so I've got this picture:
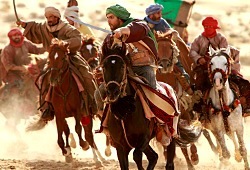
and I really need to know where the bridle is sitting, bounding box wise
[157,36,179,72]
[49,50,69,86]
[208,52,231,86]
[101,54,128,103]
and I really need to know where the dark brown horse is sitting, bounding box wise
[100,37,178,170]
[26,39,105,165]
[155,31,202,170]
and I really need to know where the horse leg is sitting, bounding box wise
[236,127,250,169]
[180,147,195,170]
[190,143,199,165]
[166,138,176,170]
[116,144,130,170]
[62,119,73,163]
[203,129,218,154]
[105,136,112,157]
[212,131,230,160]
[227,132,242,162]
[74,113,89,151]
[55,118,69,156]
[82,118,105,165]
[133,148,144,170]
[143,145,158,170]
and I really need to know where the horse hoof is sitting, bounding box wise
[65,153,73,163]
[191,153,199,165]
[105,148,111,157]
[234,152,242,162]
[69,133,77,148]
[81,140,89,151]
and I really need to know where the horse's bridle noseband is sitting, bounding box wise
[208,52,231,85]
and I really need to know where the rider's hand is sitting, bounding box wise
[16,20,27,28]
[112,29,123,39]
[197,57,207,65]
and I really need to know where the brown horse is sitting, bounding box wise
[155,31,202,170]
[80,35,101,71]
[26,39,105,165]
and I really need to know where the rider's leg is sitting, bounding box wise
[39,73,54,121]
[174,61,193,95]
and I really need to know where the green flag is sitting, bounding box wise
[154,0,195,37]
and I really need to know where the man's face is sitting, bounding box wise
[106,13,123,31]
[46,14,59,26]
[11,34,22,43]
[66,17,74,26]
[150,10,162,21]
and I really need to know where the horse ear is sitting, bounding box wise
[225,46,231,56]
[209,45,216,56]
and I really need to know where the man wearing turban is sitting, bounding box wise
[144,3,193,95]
[64,5,95,37]
[105,4,158,88]
[16,6,98,122]
[190,16,250,116]
[144,3,171,32]
[0,28,45,85]
[95,4,180,149]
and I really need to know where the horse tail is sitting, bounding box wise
[25,114,47,132]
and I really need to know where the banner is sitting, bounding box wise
[154,0,195,37]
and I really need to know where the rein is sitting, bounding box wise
[50,54,73,109]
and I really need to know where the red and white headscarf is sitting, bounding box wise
[7,28,24,47]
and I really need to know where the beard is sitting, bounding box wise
[108,19,122,31]
[48,20,59,26]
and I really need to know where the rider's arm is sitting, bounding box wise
[25,41,46,54]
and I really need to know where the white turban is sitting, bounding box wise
[64,6,79,19]
[45,6,61,18]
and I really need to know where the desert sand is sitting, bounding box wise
[0,0,250,169]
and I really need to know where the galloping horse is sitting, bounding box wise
[155,30,202,170]
[100,37,179,170]
[26,38,104,165]
[204,46,249,169]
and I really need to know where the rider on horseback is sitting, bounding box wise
[190,16,250,116]
[144,3,193,95]
[16,6,98,122]
[0,28,45,89]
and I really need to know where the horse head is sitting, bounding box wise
[80,35,100,70]
[156,30,180,74]
[101,35,127,102]
[48,38,70,86]
[208,46,231,90]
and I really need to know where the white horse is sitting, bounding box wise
[204,46,249,169]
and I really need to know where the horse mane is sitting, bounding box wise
[101,35,127,64]
[82,35,96,45]
[155,30,177,45]
[49,38,70,54]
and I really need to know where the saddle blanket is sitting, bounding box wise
[129,76,179,134]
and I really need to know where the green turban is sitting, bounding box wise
[106,4,131,20]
